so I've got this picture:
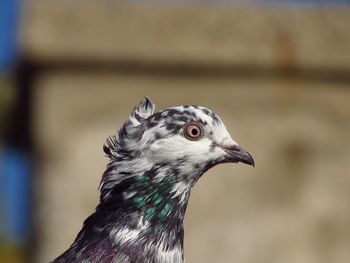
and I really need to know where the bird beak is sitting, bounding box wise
[219,139,255,167]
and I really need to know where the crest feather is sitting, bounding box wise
[103,97,155,159]
[129,97,155,126]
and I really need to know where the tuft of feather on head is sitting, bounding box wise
[103,97,155,160]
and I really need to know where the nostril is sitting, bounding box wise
[218,138,240,151]
[218,141,241,151]
[222,144,241,152]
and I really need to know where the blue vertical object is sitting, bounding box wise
[0,0,28,245]
[0,0,21,71]
[0,147,32,244]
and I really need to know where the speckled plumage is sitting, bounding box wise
[51,97,254,263]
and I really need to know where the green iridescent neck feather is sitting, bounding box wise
[97,163,194,230]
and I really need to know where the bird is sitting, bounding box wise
[51,97,254,263]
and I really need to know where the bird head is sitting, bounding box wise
[101,98,254,201]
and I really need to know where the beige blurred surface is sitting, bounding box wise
[23,2,350,263]
[23,1,350,69]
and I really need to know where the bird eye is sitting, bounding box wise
[184,123,203,140]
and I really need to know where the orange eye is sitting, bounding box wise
[184,124,203,140]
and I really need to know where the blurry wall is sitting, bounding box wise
[20,1,350,263]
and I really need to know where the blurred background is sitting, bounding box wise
[0,0,350,263]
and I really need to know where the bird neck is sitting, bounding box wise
[93,159,200,261]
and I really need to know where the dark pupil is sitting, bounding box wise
[191,127,198,136]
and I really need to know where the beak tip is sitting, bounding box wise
[247,152,255,167]
[242,152,255,167]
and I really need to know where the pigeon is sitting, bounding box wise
[51,97,254,263]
